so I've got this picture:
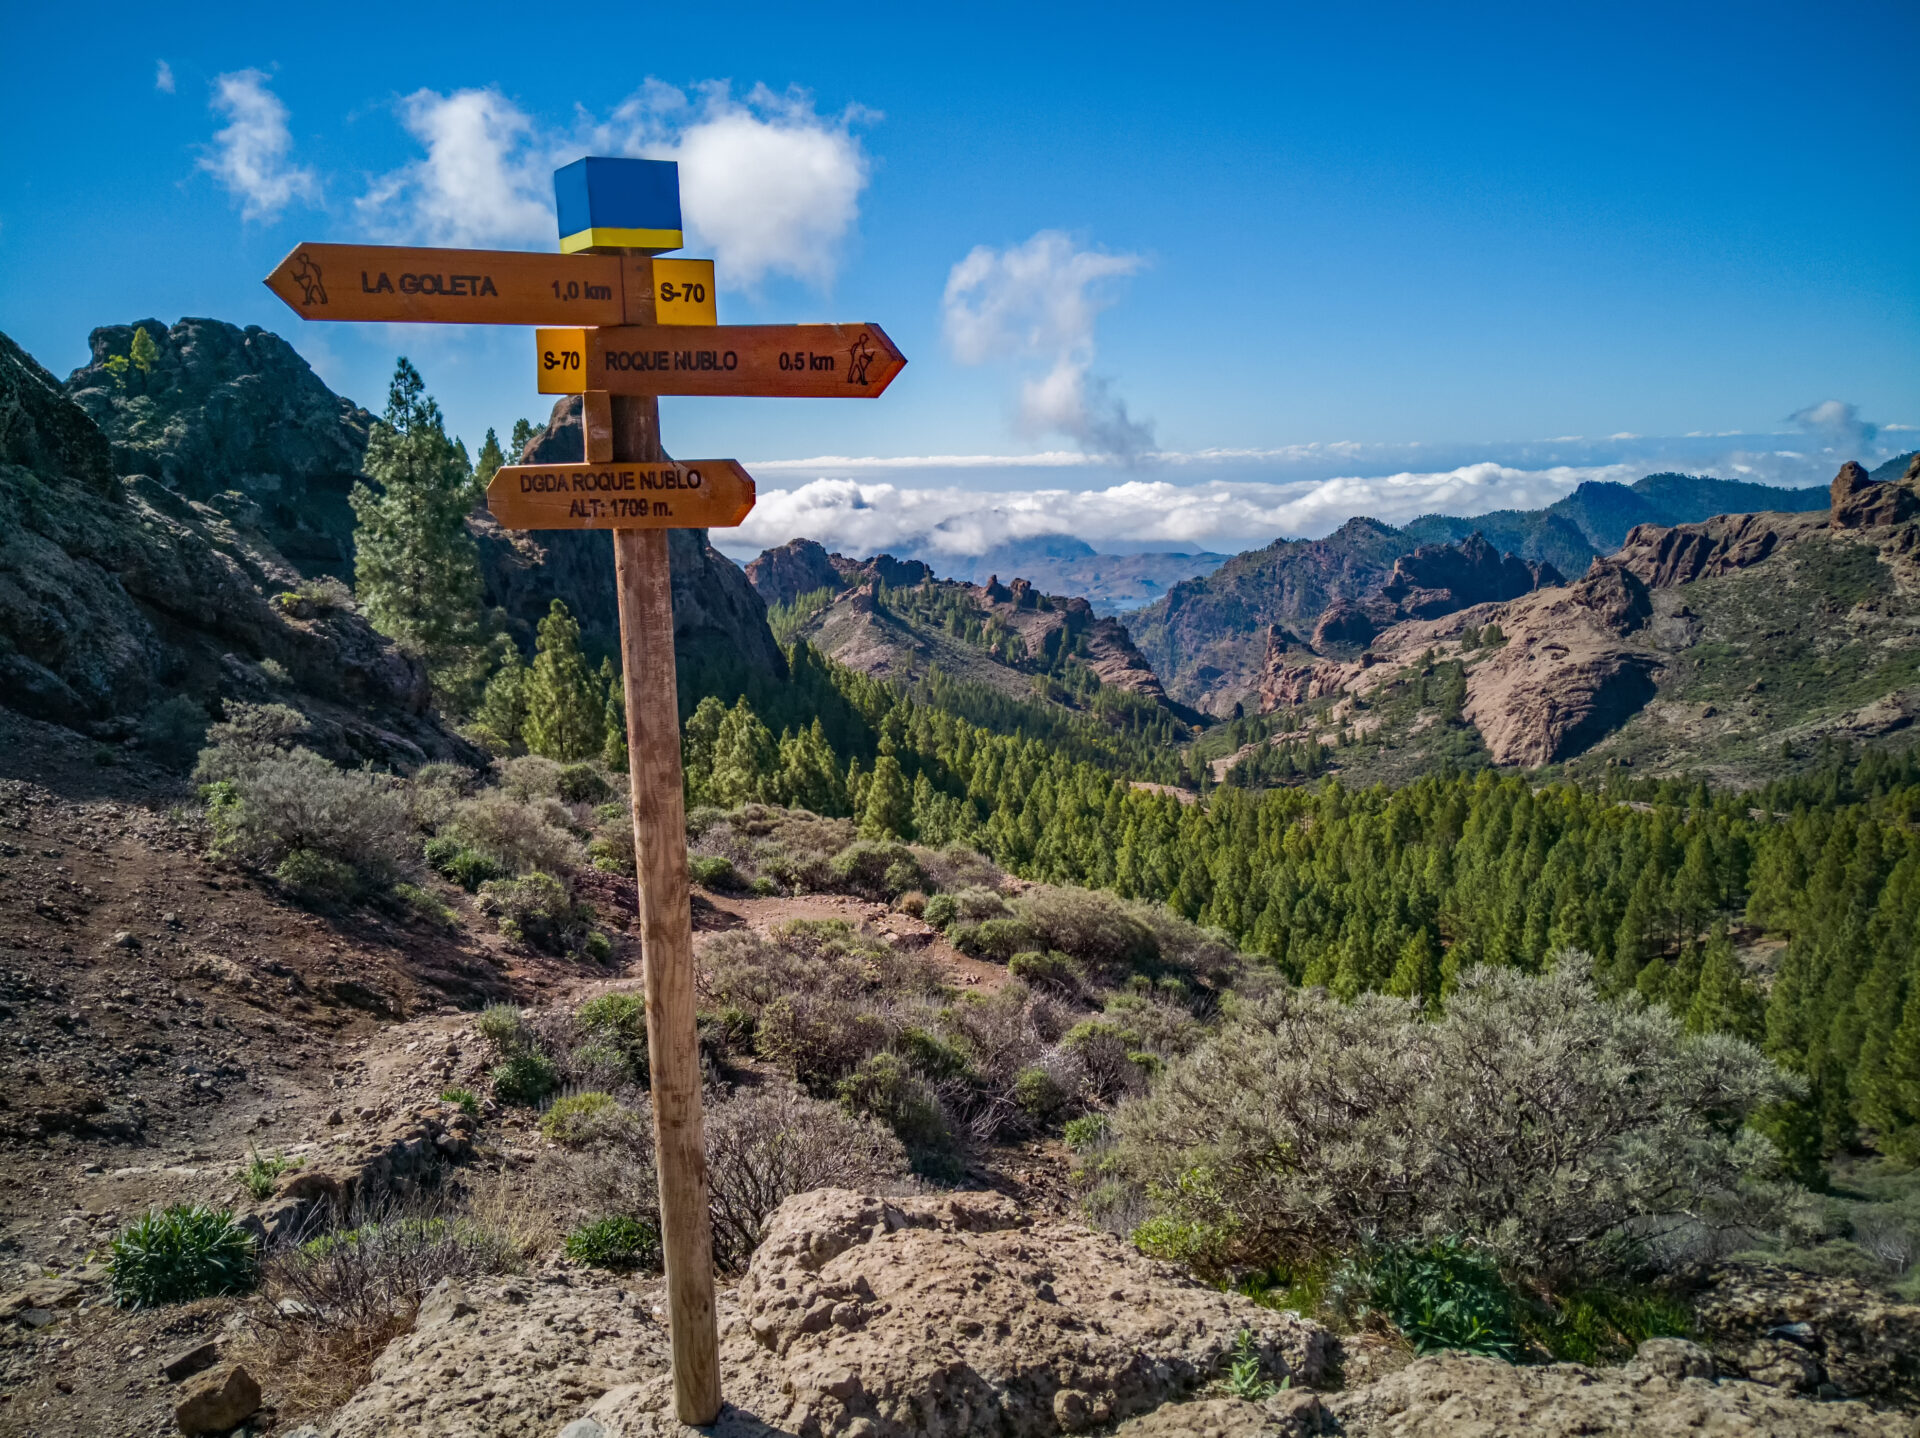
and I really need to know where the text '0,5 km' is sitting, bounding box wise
[484,459,755,531]
[535,323,907,398]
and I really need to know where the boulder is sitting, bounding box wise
[1324,1349,1908,1437]
[1831,459,1920,530]
[586,1188,1330,1437]
[173,1363,260,1435]
[1690,1263,1920,1410]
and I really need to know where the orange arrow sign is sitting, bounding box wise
[535,323,906,398]
[264,245,718,326]
[487,459,755,531]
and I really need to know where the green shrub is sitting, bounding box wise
[689,854,742,889]
[1008,949,1079,993]
[1524,1285,1693,1364]
[1013,1065,1068,1122]
[564,1216,660,1270]
[557,763,613,804]
[478,871,583,952]
[110,1204,257,1308]
[443,792,582,876]
[237,1148,298,1202]
[838,1052,957,1179]
[440,1087,480,1120]
[475,1004,530,1054]
[949,917,1035,962]
[274,848,362,903]
[829,840,923,898]
[922,893,957,929]
[139,695,207,771]
[584,930,612,963]
[1018,885,1159,981]
[391,882,458,929]
[200,744,412,894]
[538,1091,634,1146]
[424,836,503,891]
[576,992,649,1081]
[1063,1114,1111,1152]
[899,1027,976,1083]
[1360,1239,1520,1359]
[490,1050,558,1107]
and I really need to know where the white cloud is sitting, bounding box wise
[356,81,873,287]
[943,231,1152,457]
[198,70,318,221]
[1789,398,1879,452]
[358,88,554,246]
[597,83,873,288]
[155,60,175,95]
[728,462,1636,560]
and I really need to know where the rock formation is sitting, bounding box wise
[472,396,787,690]
[748,539,859,605]
[0,327,473,766]
[1831,457,1920,531]
[65,318,373,578]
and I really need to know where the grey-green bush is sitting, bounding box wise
[1109,956,1797,1281]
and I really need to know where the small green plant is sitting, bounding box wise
[237,1148,298,1201]
[273,848,362,903]
[391,882,458,929]
[440,1087,480,1120]
[1062,1114,1111,1152]
[476,1004,529,1053]
[688,854,742,889]
[564,1216,660,1270]
[490,1050,559,1107]
[576,992,649,1081]
[1223,1329,1284,1401]
[1524,1284,1693,1364]
[425,836,502,891]
[538,1091,630,1146]
[1365,1239,1520,1359]
[109,1204,257,1308]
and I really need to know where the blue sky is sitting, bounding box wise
[2,1,1915,559]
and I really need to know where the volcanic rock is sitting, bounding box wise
[1831,458,1920,530]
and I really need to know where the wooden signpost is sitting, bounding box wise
[264,156,903,1427]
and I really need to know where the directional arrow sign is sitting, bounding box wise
[535,323,907,398]
[264,245,717,326]
[486,458,755,531]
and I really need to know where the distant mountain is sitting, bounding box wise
[1248,457,1920,786]
[1131,471,1834,713]
[890,537,1228,614]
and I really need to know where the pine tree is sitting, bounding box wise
[681,696,729,807]
[509,417,540,458]
[350,359,485,700]
[1685,924,1765,1041]
[476,644,529,748]
[522,600,604,761]
[599,659,628,773]
[711,698,777,806]
[128,325,159,389]
[862,753,912,839]
[475,427,507,488]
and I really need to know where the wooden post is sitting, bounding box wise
[607,261,722,1424]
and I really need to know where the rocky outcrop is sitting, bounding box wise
[0,328,471,766]
[1311,601,1378,650]
[747,539,856,606]
[65,318,373,578]
[1616,511,1805,587]
[1320,1347,1907,1437]
[1691,1263,1920,1411]
[584,1188,1329,1437]
[1379,534,1561,618]
[326,1271,671,1438]
[473,396,786,689]
[1459,561,1662,766]
[1831,457,1920,530]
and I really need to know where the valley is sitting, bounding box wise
[3,315,1919,1438]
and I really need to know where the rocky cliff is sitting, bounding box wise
[476,396,787,693]
[0,328,473,767]
[65,318,373,578]
[1252,461,1920,779]
[744,538,934,608]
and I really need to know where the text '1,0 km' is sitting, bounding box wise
[536,323,907,398]
[264,244,717,326]
[485,459,754,531]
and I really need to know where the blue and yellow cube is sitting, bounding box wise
[554,157,684,255]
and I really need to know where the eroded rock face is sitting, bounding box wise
[587,1188,1330,1438]
[324,1273,671,1438]
[65,318,373,578]
[1459,561,1663,766]
[1322,1348,1908,1438]
[748,539,856,606]
[1691,1263,1920,1411]
[0,329,471,765]
[472,396,786,688]
[1832,458,1920,531]
[1380,535,1561,618]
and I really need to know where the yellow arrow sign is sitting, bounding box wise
[486,458,755,530]
[264,245,716,326]
[535,323,906,397]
